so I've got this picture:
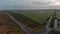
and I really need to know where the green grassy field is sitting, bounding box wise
[8,10,60,33]
[56,11,60,19]
[12,11,54,24]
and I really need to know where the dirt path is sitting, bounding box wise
[0,12,25,34]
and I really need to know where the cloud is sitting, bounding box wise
[32,1,50,6]
[0,0,19,10]
[0,0,60,10]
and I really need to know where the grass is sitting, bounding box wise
[56,11,60,19]
[11,11,53,24]
[6,10,60,33]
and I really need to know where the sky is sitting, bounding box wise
[0,0,60,10]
